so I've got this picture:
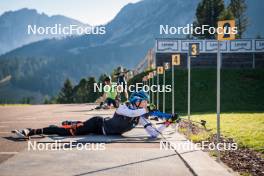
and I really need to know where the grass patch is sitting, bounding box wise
[183,113,264,153]
[189,131,210,143]
[208,150,218,157]
[240,172,252,176]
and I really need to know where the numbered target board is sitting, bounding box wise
[157,66,164,74]
[163,62,170,70]
[172,54,180,65]
[189,43,200,56]
[217,20,235,41]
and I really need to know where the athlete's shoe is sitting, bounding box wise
[12,128,31,138]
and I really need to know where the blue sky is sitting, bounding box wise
[0,0,141,25]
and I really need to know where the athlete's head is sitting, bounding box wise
[117,66,124,73]
[104,76,111,85]
[129,90,149,108]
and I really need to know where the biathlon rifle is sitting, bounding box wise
[147,103,207,129]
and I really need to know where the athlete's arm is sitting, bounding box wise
[139,116,166,138]
[149,110,173,120]
[116,104,147,118]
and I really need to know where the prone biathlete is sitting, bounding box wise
[100,76,119,109]
[115,66,129,101]
[13,91,179,139]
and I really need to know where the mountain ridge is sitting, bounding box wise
[0,8,89,54]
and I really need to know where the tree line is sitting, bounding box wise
[47,76,102,104]
[47,67,128,104]
[193,0,248,39]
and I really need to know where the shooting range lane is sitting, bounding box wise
[0,104,233,176]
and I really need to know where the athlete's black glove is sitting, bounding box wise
[147,103,157,112]
[171,113,181,123]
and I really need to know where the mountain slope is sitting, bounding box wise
[0,8,88,54]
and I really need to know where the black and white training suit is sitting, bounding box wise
[103,104,166,137]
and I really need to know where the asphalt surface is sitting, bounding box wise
[0,104,193,176]
[0,104,233,176]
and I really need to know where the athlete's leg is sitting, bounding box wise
[15,116,104,137]
[106,98,116,108]
[33,116,104,136]
[105,98,112,108]
[75,116,104,135]
[28,126,71,136]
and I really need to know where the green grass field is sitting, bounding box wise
[129,68,264,113]
[182,113,264,153]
